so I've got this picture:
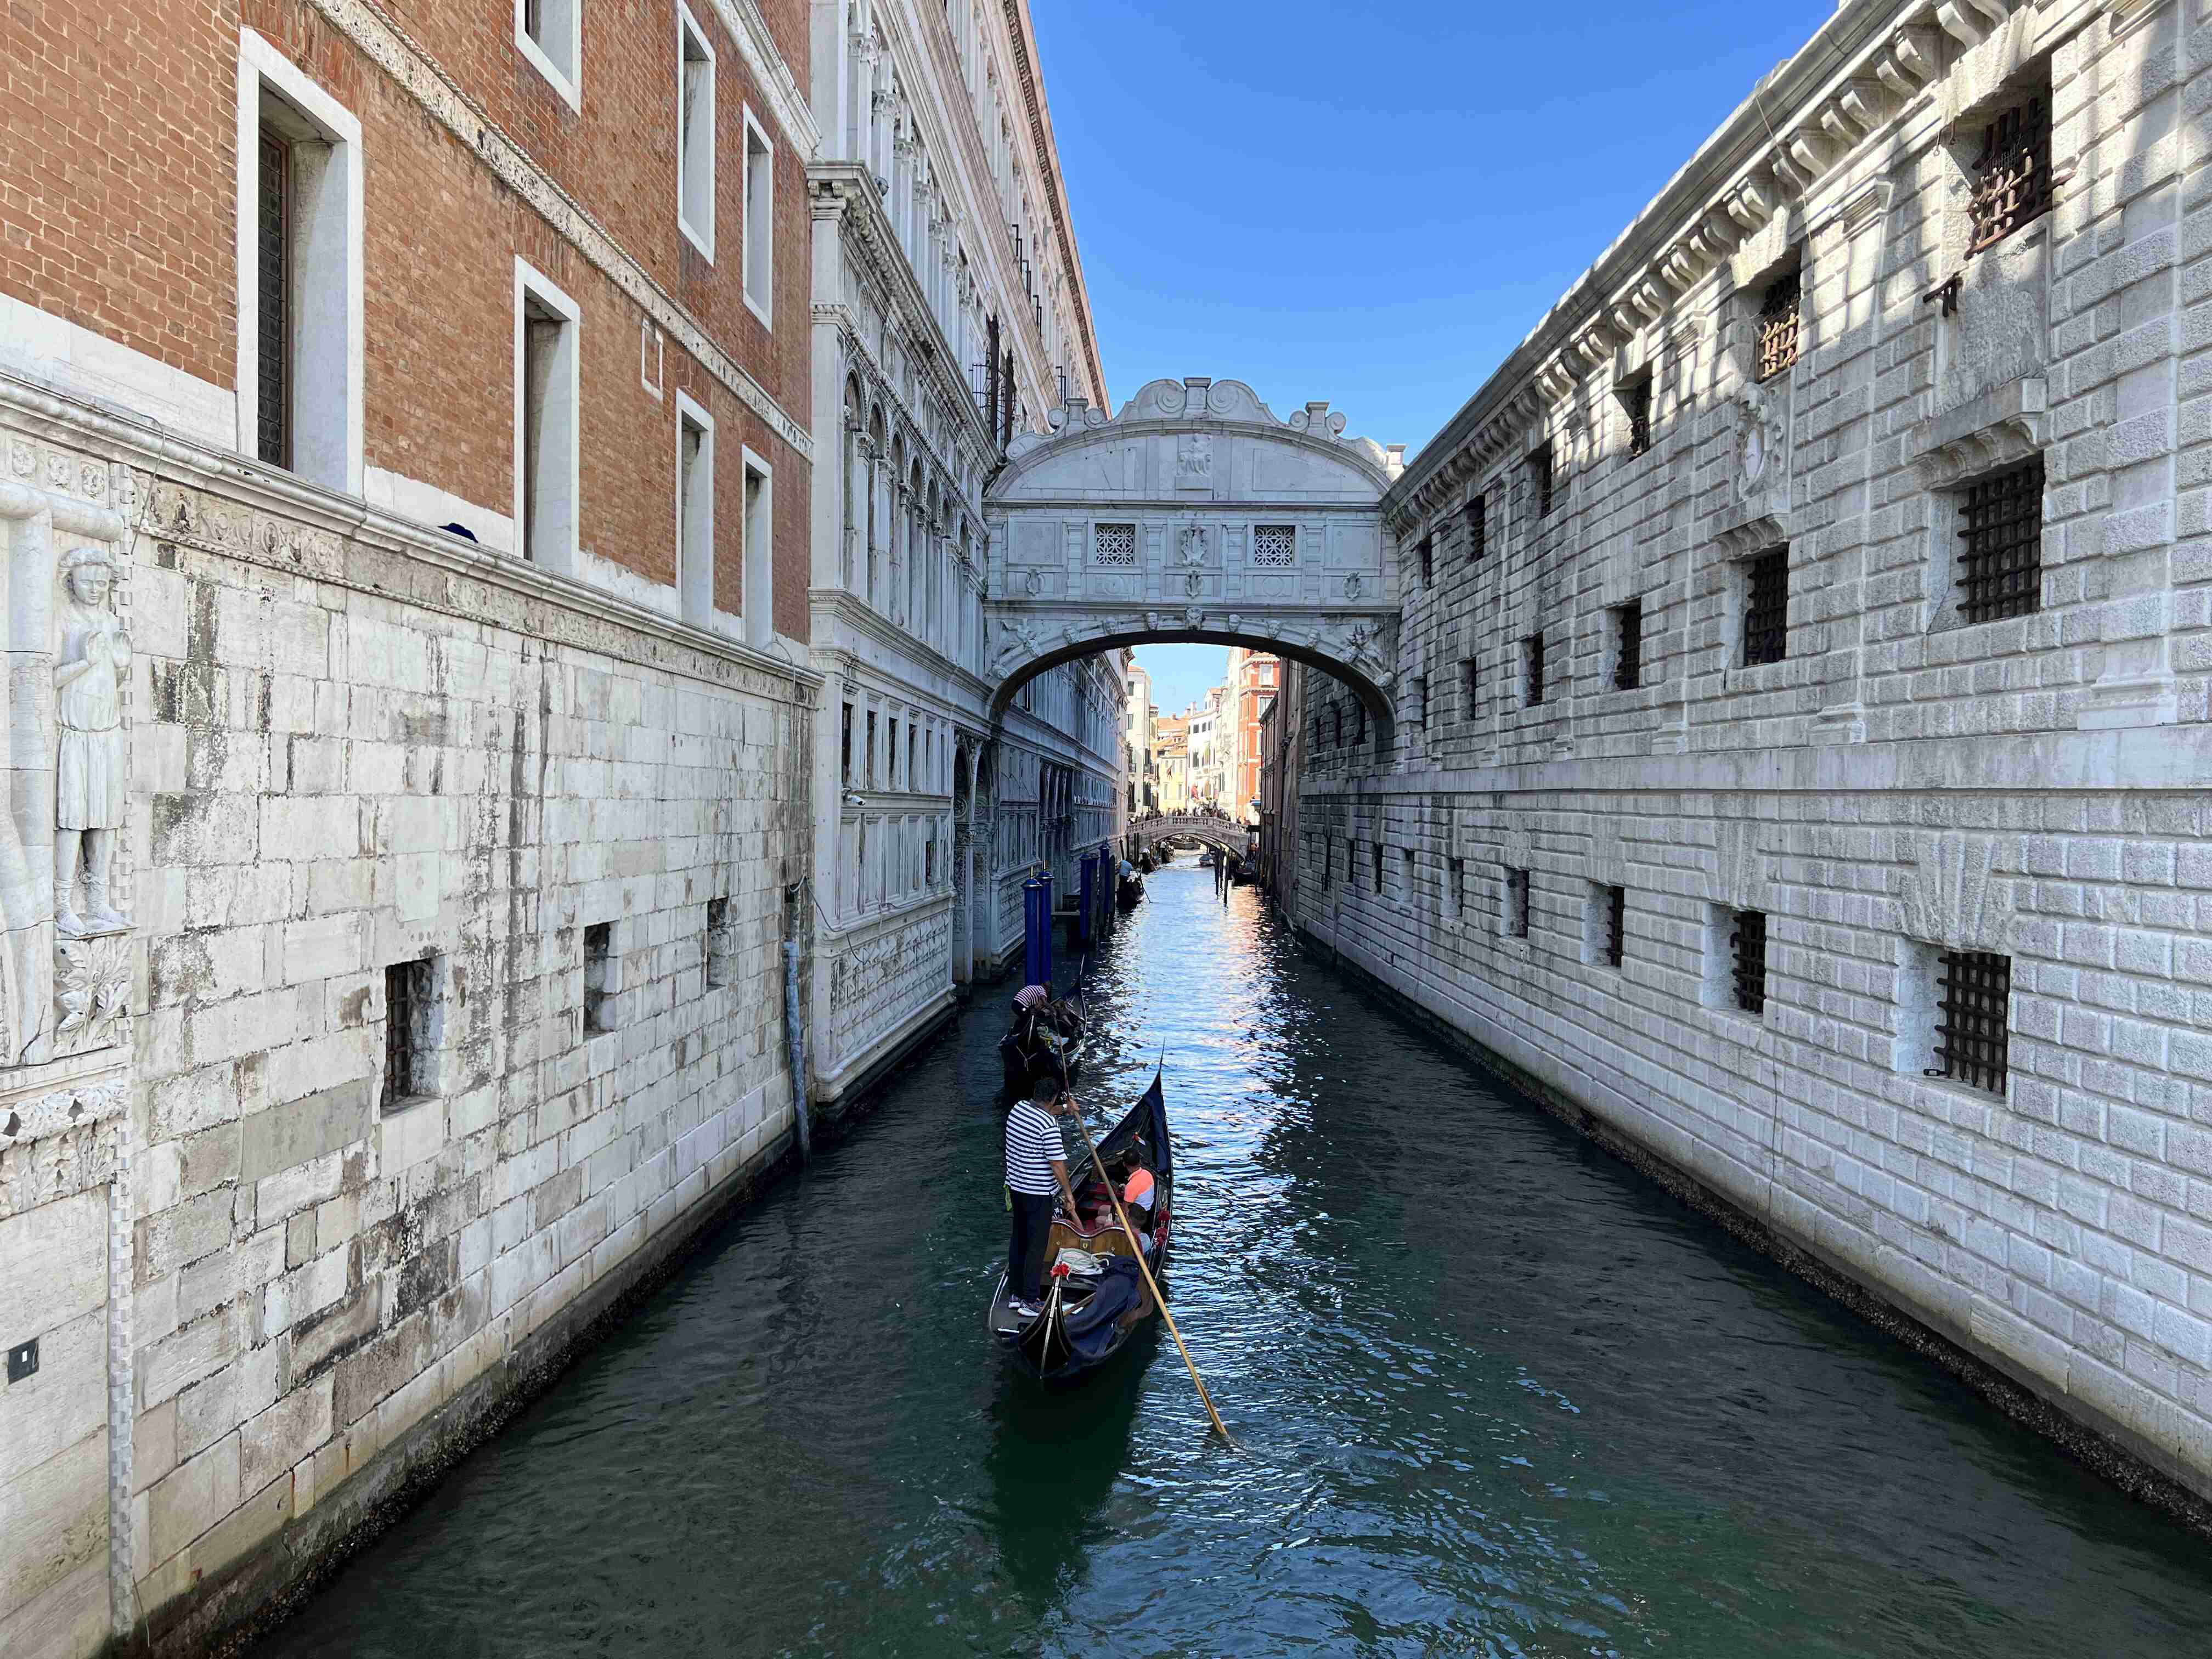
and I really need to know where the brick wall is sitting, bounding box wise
[1305,0,2212,1504]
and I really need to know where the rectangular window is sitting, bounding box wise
[888,719,899,786]
[1523,633,1545,707]
[1370,842,1384,895]
[925,834,938,887]
[1597,883,1626,968]
[516,260,581,571]
[1400,847,1414,902]
[865,710,878,785]
[1741,548,1788,667]
[1612,600,1643,690]
[704,896,731,988]
[517,0,582,107]
[676,394,713,624]
[907,721,918,789]
[1730,909,1768,1015]
[1757,269,1802,381]
[1462,656,1479,715]
[1968,90,2053,255]
[1251,524,1297,567]
[1528,441,1555,518]
[1620,374,1652,458]
[583,921,615,1033]
[841,703,854,782]
[742,447,774,645]
[1446,856,1465,920]
[1465,492,1487,562]
[382,958,438,1111]
[1093,522,1137,566]
[239,36,362,494]
[1414,674,1429,732]
[1506,867,1531,939]
[1934,950,2011,1094]
[676,5,715,259]
[1956,458,2043,624]
[742,111,775,323]
[1419,535,1434,585]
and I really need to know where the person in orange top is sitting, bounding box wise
[1122,1167,1158,1257]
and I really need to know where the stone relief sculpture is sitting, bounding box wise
[1735,382,1782,497]
[54,547,130,938]
[1176,433,1212,486]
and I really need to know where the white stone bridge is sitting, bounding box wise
[982,377,1406,738]
[1127,815,1251,856]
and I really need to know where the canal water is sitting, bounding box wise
[263,856,2212,1658]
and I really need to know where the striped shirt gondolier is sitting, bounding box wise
[1004,1101,1062,1197]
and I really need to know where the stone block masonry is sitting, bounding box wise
[1301,0,2212,1513]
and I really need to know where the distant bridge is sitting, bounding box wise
[1128,815,1251,856]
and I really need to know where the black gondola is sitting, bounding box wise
[998,994,1086,1092]
[989,1071,1171,1382]
[1116,871,1144,911]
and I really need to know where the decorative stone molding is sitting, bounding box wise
[1907,376,2046,489]
[1714,512,1789,562]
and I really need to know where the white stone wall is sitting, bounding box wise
[1302,0,2212,1502]
[0,396,815,1655]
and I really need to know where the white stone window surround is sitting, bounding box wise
[741,105,775,327]
[379,952,449,1114]
[741,443,773,647]
[513,256,583,574]
[515,0,583,113]
[675,390,715,625]
[1908,377,2048,637]
[234,27,364,497]
[675,2,715,262]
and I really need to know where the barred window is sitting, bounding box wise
[1934,950,2011,1094]
[1092,522,1137,567]
[1506,867,1531,938]
[1956,458,2043,623]
[1730,909,1768,1014]
[1602,884,1626,968]
[1414,674,1429,732]
[1251,524,1297,567]
[1968,92,2053,255]
[1419,535,1434,585]
[1462,656,1478,714]
[1741,548,1788,667]
[1756,270,1801,382]
[1524,633,1545,707]
[383,959,433,1110]
[1612,599,1642,691]
[1621,375,1652,458]
[1370,842,1383,894]
[1529,442,1555,518]
[1465,493,1487,561]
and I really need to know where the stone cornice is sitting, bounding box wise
[305,0,811,458]
[0,372,821,702]
[997,0,1107,405]
[1908,377,2047,489]
[695,0,820,155]
[1385,0,2101,527]
[810,586,992,702]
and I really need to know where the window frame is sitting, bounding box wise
[741,444,774,646]
[515,0,583,112]
[1611,599,1643,690]
[1740,547,1789,668]
[514,256,583,573]
[1933,950,2011,1094]
[741,105,775,326]
[675,1,716,262]
[675,390,715,624]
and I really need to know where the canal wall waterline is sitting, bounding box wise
[1293,919,2212,1537]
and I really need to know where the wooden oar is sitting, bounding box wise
[1064,1096,1234,1447]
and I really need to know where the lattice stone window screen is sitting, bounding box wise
[1957,458,2043,623]
[1757,271,1801,382]
[1934,950,2010,1094]
[1251,524,1297,567]
[1092,522,1137,567]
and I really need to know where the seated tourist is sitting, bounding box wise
[1123,1167,1158,1256]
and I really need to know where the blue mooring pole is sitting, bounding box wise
[1022,871,1054,987]
[1079,853,1096,946]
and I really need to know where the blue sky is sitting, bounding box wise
[1039,0,1838,715]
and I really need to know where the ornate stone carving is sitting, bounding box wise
[54,546,131,943]
[1175,432,1212,487]
[1344,573,1363,602]
[1908,379,2047,492]
[1175,524,1207,568]
[54,932,129,1052]
[1734,381,1784,498]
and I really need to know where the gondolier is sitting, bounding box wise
[1004,1080,1079,1318]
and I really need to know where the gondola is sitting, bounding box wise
[989,1070,1171,1382]
[998,993,1086,1092]
[1116,870,1144,911]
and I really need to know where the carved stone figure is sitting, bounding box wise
[1735,381,1781,496]
[53,546,129,938]
[1176,432,1212,486]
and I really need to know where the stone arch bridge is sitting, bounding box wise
[982,377,1405,738]
[1127,815,1251,856]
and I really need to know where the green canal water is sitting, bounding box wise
[260,857,2212,1657]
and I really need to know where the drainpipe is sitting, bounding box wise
[782,883,812,1165]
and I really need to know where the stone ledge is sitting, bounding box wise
[1906,375,2046,490]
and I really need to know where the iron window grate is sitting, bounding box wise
[1757,271,1801,382]
[384,960,424,1108]
[1957,458,2043,623]
[1730,909,1768,1014]
[257,132,291,468]
[1969,93,2053,255]
[1530,442,1555,518]
[1935,950,2010,1094]
[1742,548,1789,666]
[1605,884,1626,968]
[1415,675,1429,732]
[1508,868,1531,938]
[1622,377,1652,458]
[1525,633,1545,707]
[1613,600,1642,690]
[1465,493,1487,561]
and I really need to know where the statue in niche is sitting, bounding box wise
[54,546,130,938]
